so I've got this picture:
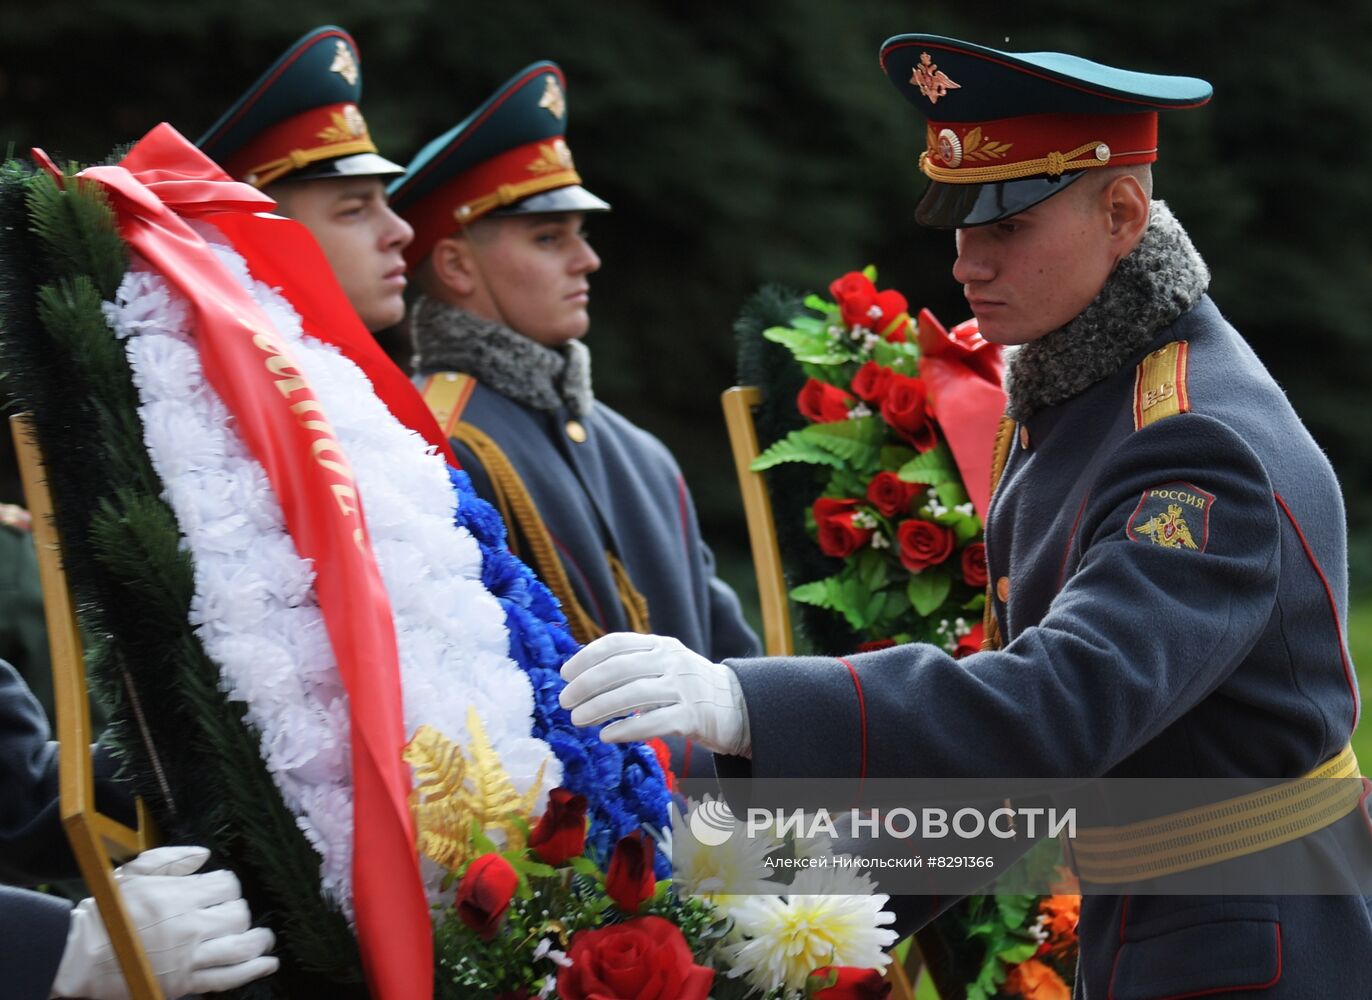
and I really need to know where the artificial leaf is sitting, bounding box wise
[898,445,956,485]
[797,417,885,470]
[404,709,548,872]
[907,570,952,615]
[752,428,845,471]
[790,576,843,609]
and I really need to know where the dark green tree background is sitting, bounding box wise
[4,0,1369,605]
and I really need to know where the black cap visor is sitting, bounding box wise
[277,151,407,185]
[487,184,611,218]
[916,171,1087,228]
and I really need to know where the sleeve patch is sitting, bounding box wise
[1126,481,1214,551]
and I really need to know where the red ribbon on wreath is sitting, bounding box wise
[917,308,1006,520]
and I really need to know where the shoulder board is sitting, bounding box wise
[419,372,478,439]
[0,502,32,532]
[1133,340,1191,430]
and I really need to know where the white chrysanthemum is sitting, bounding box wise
[105,235,560,917]
[721,865,898,994]
[660,798,784,901]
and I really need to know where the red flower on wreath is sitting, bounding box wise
[797,377,854,423]
[851,361,894,403]
[829,271,909,339]
[961,541,988,588]
[866,471,919,519]
[558,916,714,1000]
[879,373,938,452]
[528,787,588,866]
[606,831,657,913]
[808,965,894,999]
[813,498,875,558]
[455,853,518,941]
[897,519,954,573]
[954,622,985,659]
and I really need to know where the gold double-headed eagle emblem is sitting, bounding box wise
[1133,503,1199,549]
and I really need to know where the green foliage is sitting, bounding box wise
[26,172,126,298]
[753,418,885,473]
[898,444,957,487]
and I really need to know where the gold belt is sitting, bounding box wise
[1071,744,1363,884]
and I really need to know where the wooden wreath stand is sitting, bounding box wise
[12,414,164,1000]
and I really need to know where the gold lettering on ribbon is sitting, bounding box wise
[243,340,369,552]
[253,332,308,398]
[331,482,360,518]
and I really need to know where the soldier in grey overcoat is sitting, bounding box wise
[390,62,759,778]
[558,35,1372,998]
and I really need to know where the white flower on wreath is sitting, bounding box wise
[720,864,897,994]
[658,798,783,902]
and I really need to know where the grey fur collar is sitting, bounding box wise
[1004,201,1210,421]
[410,295,594,417]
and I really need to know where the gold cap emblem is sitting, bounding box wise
[538,74,566,120]
[329,39,359,86]
[911,52,961,105]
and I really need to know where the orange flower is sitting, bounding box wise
[1039,893,1080,955]
[1004,958,1070,1000]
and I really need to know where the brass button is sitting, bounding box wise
[996,576,1010,603]
[565,419,588,443]
[1019,424,1030,450]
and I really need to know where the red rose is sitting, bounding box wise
[797,378,854,423]
[855,638,896,652]
[808,965,894,999]
[813,497,874,559]
[455,853,518,941]
[897,519,955,573]
[955,622,985,659]
[874,289,910,341]
[960,542,988,589]
[606,830,657,913]
[528,787,588,865]
[558,916,713,1000]
[829,271,879,329]
[850,361,894,403]
[879,373,937,452]
[866,471,919,519]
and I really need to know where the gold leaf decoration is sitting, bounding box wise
[963,127,983,154]
[316,108,369,144]
[526,139,576,176]
[403,708,548,872]
[967,140,1014,162]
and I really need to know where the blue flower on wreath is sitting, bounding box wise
[447,466,672,875]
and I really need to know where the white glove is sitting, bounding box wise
[559,633,752,757]
[49,845,278,1000]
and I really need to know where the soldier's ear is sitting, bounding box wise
[1104,172,1150,250]
[430,234,481,298]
